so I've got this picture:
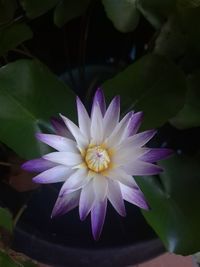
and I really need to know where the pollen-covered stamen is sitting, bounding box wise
[85,145,110,172]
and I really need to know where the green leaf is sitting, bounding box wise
[0,208,13,233]
[0,250,21,267]
[0,23,33,57]
[102,0,140,33]
[137,0,176,28]
[19,0,60,18]
[171,71,200,129]
[102,53,187,130]
[154,15,187,59]
[0,59,76,159]
[0,0,17,26]
[54,0,90,27]
[136,154,200,254]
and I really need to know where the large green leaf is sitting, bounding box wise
[102,0,140,33]
[54,0,90,27]
[154,15,187,60]
[136,154,200,254]
[0,59,76,159]
[102,53,187,130]
[137,0,176,28]
[171,71,200,129]
[0,23,33,56]
[0,0,17,26]
[19,0,60,18]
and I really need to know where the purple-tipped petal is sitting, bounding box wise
[51,190,81,217]
[51,117,73,138]
[93,88,106,115]
[103,96,120,138]
[107,179,126,217]
[140,148,174,163]
[79,180,95,221]
[33,165,72,184]
[127,112,144,136]
[120,183,149,210]
[91,199,107,240]
[36,133,77,152]
[22,158,57,172]
[76,97,91,140]
[124,160,163,176]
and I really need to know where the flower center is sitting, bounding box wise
[85,145,110,173]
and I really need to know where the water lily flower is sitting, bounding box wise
[22,89,172,240]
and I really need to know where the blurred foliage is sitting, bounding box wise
[0,0,200,260]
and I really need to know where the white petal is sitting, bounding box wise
[90,102,103,144]
[79,180,95,220]
[33,165,72,184]
[124,160,163,176]
[43,152,82,166]
[93,88,106,115]
[106,167,136,188]
[93,175,108,202]
[106,111,133,148]
[107,179,126,216]
[103,96,120,138]
[59,168,89,195]
[36,133,78,152]
[60,114,88,149]
[91,198,107,240]
[112,147,149,166]
[118,129,156,149]
[76,97,91,140]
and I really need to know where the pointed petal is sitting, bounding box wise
[124,112,144,138]
[76,97,91,139]
[112,147,149,166]
[107,179,126,216]
[106,111,133,148]
[22,158,57,172]
[79,180,95,221]
[124,160,163,176]
[36,133,78,152]
[33,165,73,184]
[139,148,173,163]
[93,175,108,202]
[51,117,73,138]
[120,183,149,210]
[103,96,120,138]
[118,129,157,149]
[51,190,81,217]
[90,101,104,144]
[93,88,106,115]
[91,198,107,240]
[59,168,88,196]
[43,152,82,166]
[106,168,136,188]
[60,114,88,149]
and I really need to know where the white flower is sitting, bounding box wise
[22,89,172,240]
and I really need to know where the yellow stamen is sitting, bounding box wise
[85,145,110,173]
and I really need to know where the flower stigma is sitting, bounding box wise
[85,145,110,173]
